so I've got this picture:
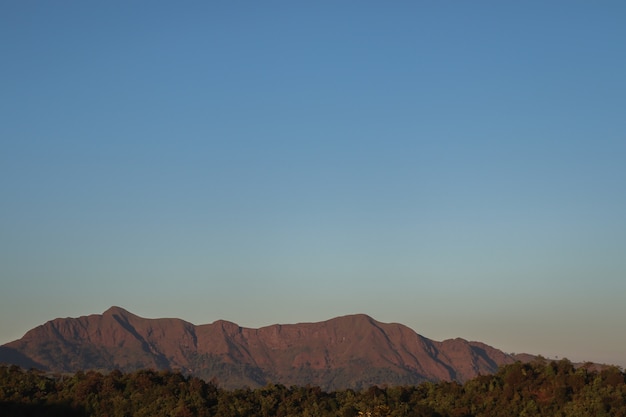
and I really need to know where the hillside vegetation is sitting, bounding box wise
[1,358,624,417]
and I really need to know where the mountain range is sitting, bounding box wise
[0,307,526,390]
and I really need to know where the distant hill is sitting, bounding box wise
[1,307,523,390]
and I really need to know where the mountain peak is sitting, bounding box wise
[335,313,375,321]
[103,306,134,318]
[325,313,378,326]
[102,306,129,315]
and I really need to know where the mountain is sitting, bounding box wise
[1,307,520,390]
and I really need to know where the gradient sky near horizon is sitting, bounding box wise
[1,2,625,368]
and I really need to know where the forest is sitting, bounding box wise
[1,358,625,417]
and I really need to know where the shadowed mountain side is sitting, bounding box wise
[1,307,520,390]
[0,347,45,370]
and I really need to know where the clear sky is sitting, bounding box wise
[1,2,625,368]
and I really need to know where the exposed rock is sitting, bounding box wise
[1,307,519,390]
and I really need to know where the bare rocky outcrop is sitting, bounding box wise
[1,307,519,390]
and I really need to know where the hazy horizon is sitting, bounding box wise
[1,2,625,369]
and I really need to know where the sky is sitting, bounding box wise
[1,2,625,368]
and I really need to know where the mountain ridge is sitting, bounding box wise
[1,307,523,390]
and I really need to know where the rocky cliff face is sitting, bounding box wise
[1,307,517,390]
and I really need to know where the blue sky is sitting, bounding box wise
[1,2,625,368]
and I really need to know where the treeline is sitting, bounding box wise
[1,359,625,417]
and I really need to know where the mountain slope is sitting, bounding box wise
[1,307,518,390]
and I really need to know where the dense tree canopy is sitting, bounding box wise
[1,359,625,416]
